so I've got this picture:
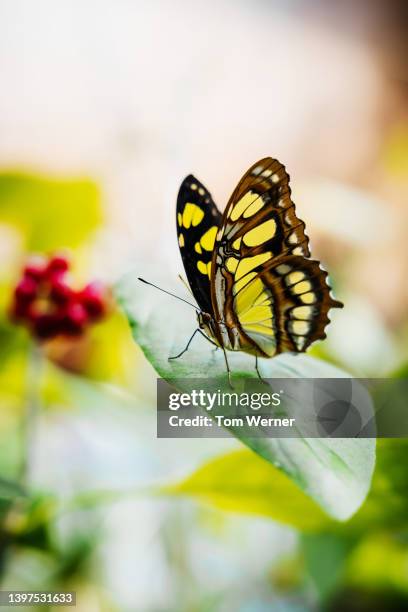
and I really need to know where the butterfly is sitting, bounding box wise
[142,157,343,385]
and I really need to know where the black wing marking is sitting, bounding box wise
[176,174,222,314]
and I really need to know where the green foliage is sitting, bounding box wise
[347,439,408,532]
[345,533,408,595]
[0,492,98,591]
[117,270,376,522]
[299,439,408,604]
[0,172,102,250]
[0,477,26,502]
[302,532,355,599]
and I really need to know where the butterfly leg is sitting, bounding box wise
[222,347,234,389]
[168,328,200,360]
[198,329,218,348]
[169,328,218,360]
[255,356,269,386]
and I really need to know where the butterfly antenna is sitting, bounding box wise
[138,278,198,310]
[178,274,194,297]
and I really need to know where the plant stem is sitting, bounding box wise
[20,344,43,488]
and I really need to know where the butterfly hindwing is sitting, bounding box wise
[211,158,343,356]
[232,255,342,356]
[177,175,221,315]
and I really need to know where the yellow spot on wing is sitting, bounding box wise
[241,305,272,325]
[200,226,218,251]
[254,290,272,306]
[287,271,305,285]
[233,272,257,294]
[244,322,274,337]
[197,260,207,275]
[235,279,274,326]
[232,236,242,250]
[230,191,260,221]
[291,320,309,335]
[178,234,185,247]
[192,206,204,226]
[243,219,276,247]
[292,306,313,319]
[197,260,212,278]
[236,252,271,280]
[296,337,306,350]
[183,203,204,228]
[301,292,316,304]
[293,280,312,295]
[276,264,291,275]
[195,242,202,254]
[182,203,195,228]
[226,257,239,273]
[243,198,264,218]
[177,212,182,226]
[235,277,264,314]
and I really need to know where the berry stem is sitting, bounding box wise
[19,344,43,487]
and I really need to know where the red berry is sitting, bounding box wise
[10,252,108,341]
[50,276,73,304]
[24,263,45,281]
[61,301,88,335]
[15,277,38,302]
[79,282,106,319]
[46,255,69,276]
[32,313,61,340]
[69,301,88,325]
[23,255,46,281]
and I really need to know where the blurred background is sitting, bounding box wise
[0,1,407,610]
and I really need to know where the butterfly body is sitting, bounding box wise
[177,158,343,363]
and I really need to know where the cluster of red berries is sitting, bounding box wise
[10,254,107,340]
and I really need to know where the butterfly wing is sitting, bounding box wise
[210,157,343,356]
[177,175,222,315]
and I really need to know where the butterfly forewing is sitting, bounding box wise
[176,175,222,315]
[211,157,343,356]
[218,157,310,259]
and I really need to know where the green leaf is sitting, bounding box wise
[344,439,408,533]
[302,532,355,598]
[389,361,408,379]
[117,270,376,521]
[0,172,102,250]
[165,448,330,530]
[345,533,408,595]
[0,476,26,501]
